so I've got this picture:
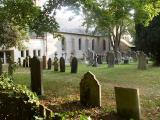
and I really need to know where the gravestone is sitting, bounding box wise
[47,58,52,70]
[124,56,129,64]
[8,57,14,77]
[80,71,101,107]
[107,51,115,68]
[117,51,122,64]
[29,56,31,67]
[53,57,59,72]
[97,55,102,64]
[71,57,78,73]
[23,59,26,67]
[115,87,141,120]
[25,57,29,67]
[30,56,43,95]
[0,59,2,75]
[92,54,98,67]
[60,57,65,72]
[42,56,47,69]
[132,51,138,62]
[18,58,21,66]
[138,51,147,70]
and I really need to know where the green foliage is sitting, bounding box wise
[0,74,39,104]
[135,14,160,66]
[0,21,28,49]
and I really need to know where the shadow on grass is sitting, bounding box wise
[47,100,125,120]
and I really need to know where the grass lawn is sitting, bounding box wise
[13,63,160,119]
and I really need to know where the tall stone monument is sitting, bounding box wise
[30,56,43,95]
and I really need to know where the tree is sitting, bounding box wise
[135,14,160,66]
[45,0,160,63]
[0,21,27,49]
[0,0,60,49]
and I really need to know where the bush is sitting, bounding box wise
[0,74,40,120]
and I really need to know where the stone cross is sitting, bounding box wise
[138,51,147,70]
[42,56,47,70]
[60,57,65,72]
[71,57,78,73]
[115,87,141,120]
[47,58,52,70]
[30,56,43,95]
[80,71,101,107]
[107,51,115,68]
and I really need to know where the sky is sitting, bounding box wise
[40,0,85,32]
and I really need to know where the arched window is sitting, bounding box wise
[61,37,66,50]
[103,40,106,50]
[79,38,82,50]
[92,39,95,50]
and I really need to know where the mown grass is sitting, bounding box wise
[13,63,160,119]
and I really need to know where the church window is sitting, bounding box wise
[92,39,95,50]
[38,50,41,56]
[33,50,36,56]
[21,51,24,57]
[62,37,65,50]
[79,38,82,50]
[103,40,106,50]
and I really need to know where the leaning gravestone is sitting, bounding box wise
[42,56,47,70]
[47,58,52,70]
[0,59,2,75]
[30,56,43,95]
[80,71,101,107]
[60,57,65,72]
[71,57,78,73]
[107,51,115,68]
[53,57,59,71]
[138,51,147,70]
[115,87,141,120]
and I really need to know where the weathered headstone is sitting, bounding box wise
[18,58,21,66]
[71,57,78,73]
[80,71,101,107]
[138,51,147,70]
[47,58,52,70]
[97,55,102,64]
[92,54,98,67]
[0,59,2,75]
[30,56,43,95]
[115,87,141,120]
[29,56,31,67]
[107,51,115,68]
[42,56,47,70]
[60,57,65,72]
[23,59,26,67]
[116,51,122,64]
[8,57,14,78]
[124,56,129,64]
[25,57,29,67]
[53,57,59,72]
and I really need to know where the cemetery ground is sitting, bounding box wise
[14,63,160,120]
